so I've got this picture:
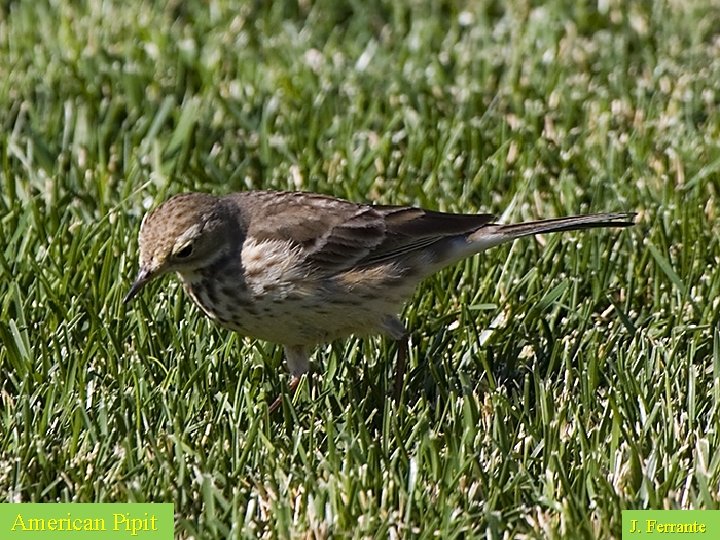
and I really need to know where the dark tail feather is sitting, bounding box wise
[494,212,636,239]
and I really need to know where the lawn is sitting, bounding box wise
[1,0,719,538]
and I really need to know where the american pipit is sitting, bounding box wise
[124,190,634,411]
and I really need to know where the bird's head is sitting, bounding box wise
[124,193,233,303]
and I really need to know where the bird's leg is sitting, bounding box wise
[268,345,309,413]
[268,375,301,413]
[382,315,409,401]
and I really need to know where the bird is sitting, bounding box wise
[124,190,635,412]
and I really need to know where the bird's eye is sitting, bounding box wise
[175,244,193,259]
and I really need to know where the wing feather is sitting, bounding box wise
[229,191,494,275]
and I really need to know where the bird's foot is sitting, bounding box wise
[268,375,301,413]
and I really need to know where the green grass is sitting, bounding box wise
[1,0,719,537]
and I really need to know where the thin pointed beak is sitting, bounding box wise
[124,267,152,304]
